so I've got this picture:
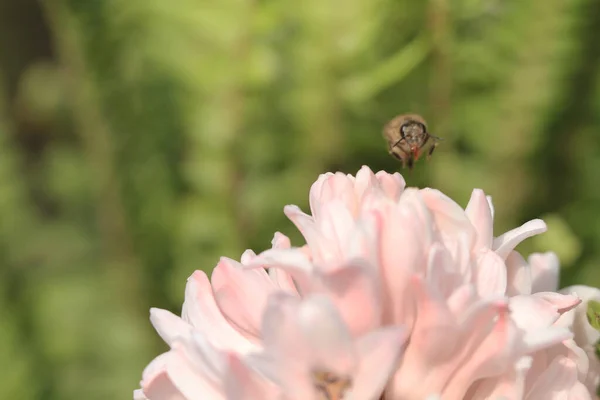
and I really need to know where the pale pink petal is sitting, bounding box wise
[530,252,560,293]
[261,293,356,371]
[522,327,573,355]
[140,353,186,400]
[317,261,382,335]
[427,243,464,300]
[525,356,589,400]
[465,189,494,250]
[387,277,461,398]
[475,248,508,297]
[267,267,298,293]
[447,284,477,315]
[260,293,358,399]
[308,172,333,218]
[442,305,518,399]
[271,232,291,249]
[468,356,532,400]
[349,326,408,400]
[314,199,357,262]
[283,205,327,258]
[246,233,297,293]
[166,345,224,400]
[239,249,256,265]
[258,294,312,397]
[211,257,275,338]
[353,165,379,203]
[223,353,278,400]
[179,332,228,382]
[375,170,406,200]
[509,294,579,332]
[533,292,582,314]
[142,370,186,400]
[294,295,357,373]
[312,172,357,219]
[141,349,222,400]
[379,190,432,324]
[344,217,378,265]
[560,339,590,384]
[181,271,255,352]
[150,308,192,346]
[402,276,459,362]
[420,188,476,250]
[133,389,149,400]
[493,219,547,260]
[506,251,533,296]
[245,248,314,293]
[487,195,495,219]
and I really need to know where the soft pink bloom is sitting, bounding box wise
[135,166,597,400]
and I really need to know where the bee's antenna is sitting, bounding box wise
[392,137,406,147]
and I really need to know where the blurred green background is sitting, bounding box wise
[1,0,600,398]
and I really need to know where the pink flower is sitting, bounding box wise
[135,166,597,400]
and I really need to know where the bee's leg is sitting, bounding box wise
[389,149,406,168]
[426,142,439,160]
[407,154,415,170]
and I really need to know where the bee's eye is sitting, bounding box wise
[419,123,427,133]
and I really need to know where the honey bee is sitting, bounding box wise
[383,114,443,169]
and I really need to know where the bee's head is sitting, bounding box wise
[400,120,427,150]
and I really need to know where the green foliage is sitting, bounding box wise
[1,0,600,398]
[587,300,600,331]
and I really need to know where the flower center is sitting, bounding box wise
[311,369,352,400]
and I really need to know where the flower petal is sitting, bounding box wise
[317,261,382,335]
[140,353,186,400]
[224,353,277,400]
[150,308,192,347]
[245,248,314,293]
[349,326,407,400]
[211,257,276,338]
[529,252,560,293]
[493,219,547,260]
[465,189,494,250]
[181,271,255,352]
[506,251,532,296]
[475,248,508,297]
[375,170,406,200]
[525,356,588,399]
[420,188,476,250]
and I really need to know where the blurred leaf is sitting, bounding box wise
[587,300,600,332]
